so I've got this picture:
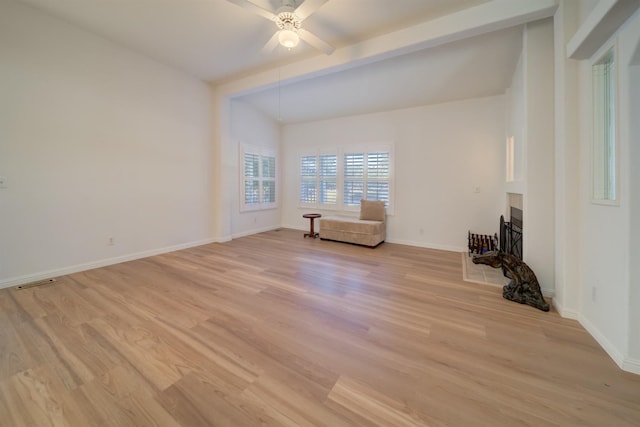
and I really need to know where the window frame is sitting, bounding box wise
[298,143,394,214]
[240,144,278,212]
[590,41,619,206]
[298,150,339,211]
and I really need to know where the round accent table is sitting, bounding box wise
[302,213,321,238]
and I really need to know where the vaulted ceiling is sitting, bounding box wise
[16,0,558,123]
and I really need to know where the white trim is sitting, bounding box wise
[552,299,580,320]
[384,238,466,253]
[231,225,281,239]
[578,314,626,371]
[281,223,307,232]
[567,0,640,59]
[622,357,640,375]
[589,41,620,205]
[0,237,218,290]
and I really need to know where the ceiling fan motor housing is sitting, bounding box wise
[276,11,301,31]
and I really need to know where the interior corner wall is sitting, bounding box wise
[576,8,640,371]
[0,1,214,287]
[522,18,556,295]
[281,96,506,252]
[229,99,281,238]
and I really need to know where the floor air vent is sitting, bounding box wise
[16,278,56,290]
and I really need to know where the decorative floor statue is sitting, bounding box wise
[472,251,550,312]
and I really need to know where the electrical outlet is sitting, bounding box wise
[592,286,597,302]
[0,176,7,188]
[108,237,115,246]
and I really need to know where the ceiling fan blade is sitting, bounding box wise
[226,0,277,21]
[294,0,329,21]
[261,32,281,54]
[299,28,335,55]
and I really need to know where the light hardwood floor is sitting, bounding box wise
[1,228,639,426]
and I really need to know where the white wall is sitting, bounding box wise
[504,19,556,295]
[573,6,640,373]
[282,96,506,252]
[522,18,556,296]
[553,0,581,318]
[0,1,214,287]
[229,100,281,237]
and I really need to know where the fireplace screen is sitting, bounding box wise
[500,207,522,259]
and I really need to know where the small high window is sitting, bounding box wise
[592,47,617,203]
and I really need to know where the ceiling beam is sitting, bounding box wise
[214,0,558,97]
[567,0,640,59]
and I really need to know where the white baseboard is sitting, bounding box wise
[280,224,307,232]
[552,299,580,320]
[281,227,467,253]
[231,225,282,239]
[578,314,627,372]
[0,237,218,290]
[385,238,466,253]
[622,357,640,375]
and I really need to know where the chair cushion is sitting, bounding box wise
[359,199,385,221]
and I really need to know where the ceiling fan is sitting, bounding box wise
[226,0,335,55]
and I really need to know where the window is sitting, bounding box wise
[592,47,617,203]
[299,145,393,212]
[241,145,277,211]
[343,153,364,206]
[299,153,338,208]
[343,151,391,208]
[300,155,317,204]
[366,151,390,204]
[319,154,338,205]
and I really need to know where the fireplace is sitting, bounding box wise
[500,206,523,259]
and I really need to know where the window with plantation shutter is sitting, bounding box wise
[240,145,277,211]
[343,150,391,208]
[244,153,260,205]
[298,145,393,213]
[366,152,390,207]
[343,153,364,206]
[299,153,338,208]
[319,154,337,205]
[300,155,317,204]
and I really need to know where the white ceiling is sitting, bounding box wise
[236,26,523,123]
[16,0,553,123]
[17,0,490,82]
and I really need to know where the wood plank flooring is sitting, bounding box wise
[1,228,639,426]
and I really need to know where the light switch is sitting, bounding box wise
[0,176,7,189]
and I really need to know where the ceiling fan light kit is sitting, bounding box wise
[278,29,299,48]
[227,0,334,54]
[276,10,301,49]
